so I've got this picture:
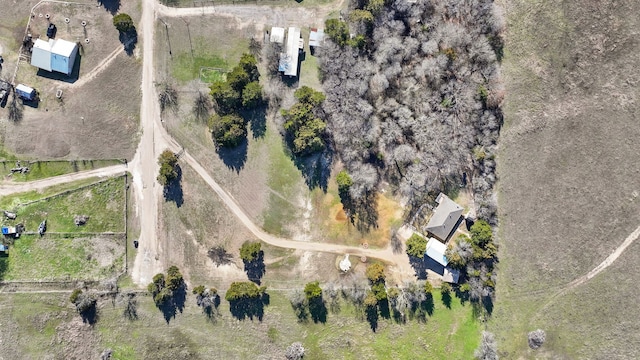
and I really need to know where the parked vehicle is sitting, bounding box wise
[0,80,9,102]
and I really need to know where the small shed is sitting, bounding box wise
[270,27,285,44]
[425,193,464,241]
[31,38,78,75]
[425,237,448,266]
[309,28,325,48]
[15,84,36,101]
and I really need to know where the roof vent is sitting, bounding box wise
[64,18,70,24]
[85,38,90,44]
[45,14,50,19]
[81,21,87,27]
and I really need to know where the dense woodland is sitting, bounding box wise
[318,0,504,223]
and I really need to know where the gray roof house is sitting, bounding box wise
[425,193,464,241]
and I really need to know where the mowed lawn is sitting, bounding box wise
[0,288,479,359]
[1,176,126,234]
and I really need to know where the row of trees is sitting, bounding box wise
[208,54,263,148]
[318,0,505,227]
[289,264,456,332]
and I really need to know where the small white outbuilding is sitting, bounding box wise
[31,38,78,75]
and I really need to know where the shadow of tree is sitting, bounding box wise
[378,299,390,319]
[291,150,332,192]
[365,304,378,332]
[0,256,7,281]
[340,190,379,233]
[308,297,327,324]
[482,295,493,315]
[240,106,267,139]
[243,251,265,285]
[229,295,268,321]
[80,305,99,325]
[455,287,470,305]
[97,0,121,14]
[424,293,434,316]
[390,227,403,254]
[217,138,248,173]
[119,28,137,56]
[409,255,446,280]
[158,285,187,324]
[442,291,452,309]
[163,164,183,207]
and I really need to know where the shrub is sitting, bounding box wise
[70,289,82,304]
[166,265,184,291]
[208,113,246,148]
[406,234,427,258]
[470,220,493,246]
[239,241,262,262]
[325,19,350,46]
[528,329,546,349]
[209,81,241,115]
[225,281,265,302]
[157,150,178,186]
[365,263,385,284]
[241,81,263,108]
[285,342,305,360]
[282,86,327,156]
[336,170,353,193]
[113,13,134,33]
[304,281,322,300]
[475,331,499,360]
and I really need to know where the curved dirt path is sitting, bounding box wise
[0,164,126,196]
[60,47,125,89]
[528,223,640,323]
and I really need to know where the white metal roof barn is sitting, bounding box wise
[30,38,78,75]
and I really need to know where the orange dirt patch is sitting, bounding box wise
[318,191,403,249]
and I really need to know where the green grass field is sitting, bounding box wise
[0,160,122,182]
[0,234,125,281]
[199,67,227,83]
[173,52,229,82]
[1,176,126,234]
[261,127,304,236]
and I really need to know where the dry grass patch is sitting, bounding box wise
[493,0,640,357]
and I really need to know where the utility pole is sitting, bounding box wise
[158,18,172,59]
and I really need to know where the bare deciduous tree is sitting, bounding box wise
[193,91,211,121]
[158,82,178,113]
[528,329,546,349]
[285,342,305,360]
[475,331,499,360]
